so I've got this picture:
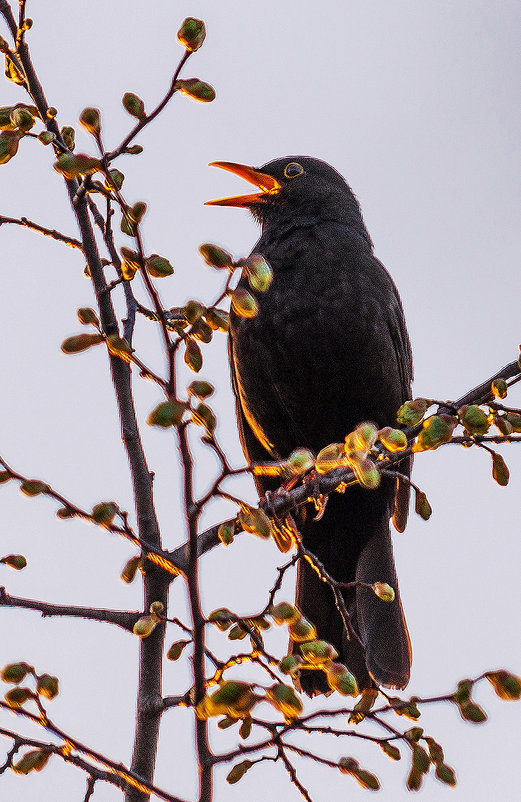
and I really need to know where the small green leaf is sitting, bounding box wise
[146,254,174,278]
[238,506,271,538]
[121,555,141,584]
[167,640,189,661]
[199,243,233,269]
[4,687,34,708]
[192,403,216,435]
[122,92,146,120]
[61,333,104,354]
[0,554,27,570]
[188,381,214,399]
[204,308,229,332]
[492,452,509,486]
[60,126,75,150]
[147,400,186,428]
[218,522,234,546]
[435,763,456,786]
[0,130,21,165]
[326,663,359,696]
[413,414,455,452]
[414,489,432,520]
[397,398,430,426]
[177,17,206,52]
[459,405,490,436]
[486,670,521,701]
[185,339,203,372]
[1,662,32,683]
[20,480,49,497]
[54,153,101,179]
[231,287,258,318]
[226,760,252,785]
[266,683,303,719]
[77,307,99,326]
[380,742,401,761]
[36,674,59,700]
[12,749,51,775]
[91,501,118,527]
[372,582,395,603]
[79,107,101,135]
[174,78,215,102]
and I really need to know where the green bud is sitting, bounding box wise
[505,412,521,432]
[0,105,14,129]
[20,480,49,496]
[352,422,378,451]
[457,701,487,723]
[492,452,509,486]
[326,663,359,696]
[191,320,213,343]
[61,333,104,353]
[270,602,300,624]
[278,654,303,675]
[0,130,21,165]
[5,54,25,85]
[315,442,345,473]
[174,78,216,103]
[352,768,381,790]
[404,726,424,742]
[491,378,507,399]
[147,400,186,428]
[104,168,124,191]
[79,107,101,135]
[121,555,141,583]
[288,616,317,642]
[205,681,255,718]
[77,307,99,326]
[106,334,133,363]
[146,254,174,278]
[414,489,432,520]
[300,640,338,665]
[38,131,55,145]
[91,501,118,527]
[149,601,164,616]
[122,92,146,120]
[459,405,490,436]
[188,381,214,398]
[218,522,234,546]
[397,398,430,426]
[133,614,158,638]
[185,339,203,372]
[208,608,235,631]
[352,456,380,489]
[406,767,423,792]
[238,506,272,538]
[124,144,143,155]
[56,506,76,519]
[239,716,252,739]
[485,670,521,700]
[184,300,205,324]
[413,414,455,452]
[495,415,513,436]
[36,674,59,699]
[192,402,216,435]
[177,17,206,52]
[380,742,401,760]
[60,126,75,150]
[435,763,456,786]
[244,253,273,292]
[0,554,27,570]
[5,687,34,708]
[12,749,51,775]
[266,683,303,719]
[46,107,58,119]
[54,153,101,179]
[204,308,229,332]
[199,243,233,269]
[1,662,32,683]
[372,582,395,602]
[231,287,258,318]
[378,426,408,452]
[287,448,315,475]
[10,106,34,131]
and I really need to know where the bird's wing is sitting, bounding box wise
[387,298,413,533]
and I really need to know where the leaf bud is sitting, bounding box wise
[106,334,133,363]
[0,130,21,165]
[38,130,55,145]
[300,639,338,665]
[46,107,58,119]
[124,144,143,155]
[414,489,432,520]
[435,763,456,786]
[133,615,158,638]
[36,674,59,699]
[397,398,430,426]
[352,422,378,451]
[505,412,521,432]
[326,663,359,696]
[147,400,186,428]
[218,522,234,546]
[104,168,124,191]
[61,333,104,353]
[91,501,118,527]
[12,749,51,774]
[0,554,27,570]
[491,378,507,399]
[60,126,75,150]
[231,287,258,318]
[5,687,34,708]
[378,426,408,452]
[54,153,101,179]
[372,582,395,603]
[188,380,214,398]
[177,17,206,52]
[485,670,521,701]
[149,601,164,615]
[352,456,380,489]
[266,683,303,719]
[199,243,233,269]
[79,107,101,135]
[287,448,315,475]
[238,506,272,538]
[413,414,455,452]
[270,601,300,624]
[121,555,141,583]
[20,480,49,496]
[167,640,189,661]
[122,92,146,120]
[204,308,229,332]
[0,105,14,129]
[77,307,99,326]
[208,608,235,631]
[278,654,303,675]
[491,452,509,486]
[174,78,216,102]
[185,339,203,372]
[459,404,490,436]
[1,662,32,683]
[380,742,401,761]
[146,254,174,278]
[315,442,345,473]
[288,616,317,642]
[10,106,34,130]
[243,253,273,292]
[226,759,252,784]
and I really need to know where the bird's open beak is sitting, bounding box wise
[205,161,281,207]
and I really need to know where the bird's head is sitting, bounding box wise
[206,156,370,240]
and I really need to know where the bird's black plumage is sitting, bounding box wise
[212,156,412,694]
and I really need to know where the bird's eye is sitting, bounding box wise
[284,162,304,179]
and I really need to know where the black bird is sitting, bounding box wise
[207,157,413,694]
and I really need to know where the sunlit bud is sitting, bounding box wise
[353,769,380,790]
[288,616,317,642]
[10,106,34,130]
[60,126,75,150]
[352,422,378,451]
[228,623,247,640]
[188,381,214,398]
[146,254,174,278]
[120,246,140,280]
[380,742,401,761]
[492,452,509,486]
[0,130,21,164]
[372,582,395,603]
[397,398,430,426]
[192,402,216,435]
[459,404,490,436]
[12,749,51,775]
[338,756,358,774]
[226,759,252,784]
[77,307,99,326]
[231,287,258,318]
[505,412,521,432]
[378,426,408,452]
[453,679,472,704]
[404,726,424,742]
[494,415,512,435]
[204,308,229,332]
[199,243,233,269]
[107,334,133,363]
[122,92,146,120]
[128,201,147,224]
[423,736,444,765]
[91,501,118,527]
[36,674,59,699]
[183,300,204,325]
[46,107,58,119]
[270,602,300,624]
[0,470,10,483]
[491,378,508,399]
[206,681,255,718]
[278,654,303,675]
[124,144,143,155]
[238,506,272,538]
[56,506,76,519]
[414,489,432,520]
[191,320,213,343]
[1,662,32,683]
[326,663,359,696]
[165,640,188,661]
[38,131,55,145]
[149,601,164,616]
[174,78,216,102]
[104,168,124,191]
[121,555,141,583]
[0,554,27,570]
[79,107,101,135]
[61,333,104,353]
[390,695,421,719]
[208,608,235,631]
[177,17,206,51]
[54,153,101,178]
[243,253,273,292]
[287,448,315,475]
[413,414,455,452]
[240,716,252,739]
[20,480,49,496]
[218,522,234,546]
[435,764,456,786]
[217,716,236,730]
[266,683,303,719]
[315,442,345,473]
[486,670,521,700]
[352,456,380,489]
[133,615,158,638]
[147,399,186,428]
[300,640,338,665]
[4,687,34,708]
[5,54,25,85]
[458,701,487,723]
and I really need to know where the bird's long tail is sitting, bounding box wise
[295,484,411,695]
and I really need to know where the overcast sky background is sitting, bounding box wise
[1,1,520,800]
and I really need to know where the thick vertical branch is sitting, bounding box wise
[0,6,170,798]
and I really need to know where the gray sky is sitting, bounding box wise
[1,1,520,800]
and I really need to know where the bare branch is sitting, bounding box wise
[0,215,82,248]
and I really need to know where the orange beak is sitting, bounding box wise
[205,161,281,207]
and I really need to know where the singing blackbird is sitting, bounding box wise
[207,156,412,694]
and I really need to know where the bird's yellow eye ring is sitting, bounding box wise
[284,162,304,179]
